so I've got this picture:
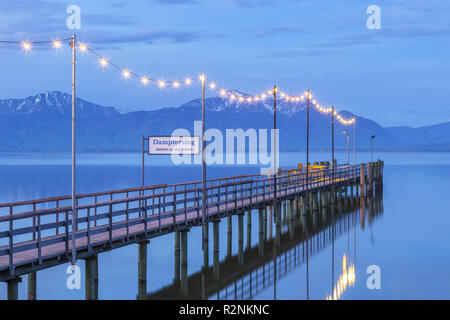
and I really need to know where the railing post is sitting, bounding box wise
[9,205,14,275]
[108,203,113,248]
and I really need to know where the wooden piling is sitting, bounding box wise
[258,208,264,257]
[360,163,365,198]
[85,256,96,300]
[238,214,244,267]
[213,221,219,280]
[227,216,232,258]
[137,241,149,300]
[180,230,188,296]
[246,210,252,249]
[27,272,36,300]
[203,222,209,268]
[174,231,180,282]
[7,277,21,300]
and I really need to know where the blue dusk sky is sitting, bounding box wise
[0,0,449,127]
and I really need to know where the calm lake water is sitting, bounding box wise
[0,152,449,300]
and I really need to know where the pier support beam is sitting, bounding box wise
[313,192,319,211]
[94,256,98,299]
[227,216,232,258]
[27,272,36,300]
[7,277,21,300]
[258,208,264,257]
[263,207,267,241]
[203,223,209,268]
[180,230,188,296]
[238,213,244,267]
[137,241,149,300]
[246,210,252,249]
[367,163,374,199]
[275,203,281,248]
[85,255,98,300]
[301,196,307,216]
[360,198,366,229]
[174,231,180,283]
[213,221,220,280]
[360,163,365,199]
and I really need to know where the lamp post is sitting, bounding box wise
[331,105,335,168]
[342,131,349,166]
[201,74,207,252]
[370,135,376,162]
[306,89,310,194]
[353,118,356,167]
[273,85,278,225]
[70,34,77,265]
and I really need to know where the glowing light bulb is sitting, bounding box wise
[158,80,166,88]
[52,40,62,49]
[78,43,87,52]
[99,58,108,68]
[230,94,236,101]
[246,97,252,103]
[173,81,180,88]
[209,82,216,89]
[185,78,192,85]
[261,94,267,100]
[21,41,32,51]
[239,96,244,102]
[220,89,226,96]
[122,69,131,79]
[199,74,206,82]
[141,77,149,85]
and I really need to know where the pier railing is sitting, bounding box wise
[0,164,364,275]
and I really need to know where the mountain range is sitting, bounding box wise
[0,91,448,152]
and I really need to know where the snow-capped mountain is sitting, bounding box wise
[0,91,448,152]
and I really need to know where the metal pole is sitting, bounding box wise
[142,136,145,189]
[306,89,310,193]
[331,105,334,166]
[71,34,77,265]
[141,136,145,217]
[371,139,373,162]
[273,85,277,225]
[347,135,349,166]
[354,119,356,167]
[201,74,207,251]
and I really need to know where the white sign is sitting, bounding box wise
[148,136,200,155]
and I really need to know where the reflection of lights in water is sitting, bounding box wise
[326,254,356,300]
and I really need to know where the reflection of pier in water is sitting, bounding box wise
[148,196,384,300]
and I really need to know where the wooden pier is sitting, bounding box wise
[0,160,384,299]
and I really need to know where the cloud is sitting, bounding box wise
[78,29,223,46]
[149,0,198,4]
[233,0,274,8]
[83,14,135,27]
[242,26,306,38]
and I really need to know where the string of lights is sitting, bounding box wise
[0,37,356,125]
